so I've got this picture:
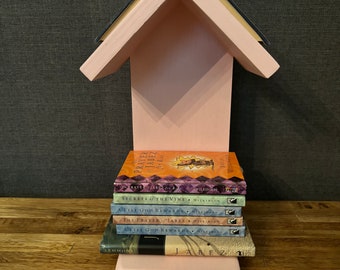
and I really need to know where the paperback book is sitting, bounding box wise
[113,193,246,207]
[111,203,242,217]
[114,151,246,195]
[115,224,246,236]
[112,215,243,226]
[100,216,255,257]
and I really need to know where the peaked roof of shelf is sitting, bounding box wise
[80,0,279,81]
[96,0,270,45]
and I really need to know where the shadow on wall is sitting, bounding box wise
[245,171,299,200]
[230,51,340,199]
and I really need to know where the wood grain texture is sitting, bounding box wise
[0,198,339,270]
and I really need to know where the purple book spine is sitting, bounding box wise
[113,175,246,195]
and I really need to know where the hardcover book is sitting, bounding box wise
[111,203,242,217]
[100,216,255,257]
[114,151,246,195]
[112,215,243,226]
[113,193,246,207]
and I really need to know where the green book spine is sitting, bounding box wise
[113,193,245,207]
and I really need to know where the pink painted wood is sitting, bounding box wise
[130,3,233,151]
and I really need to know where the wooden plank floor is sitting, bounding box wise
[0,198,339,270]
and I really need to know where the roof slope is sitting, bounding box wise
[80,0,279,81]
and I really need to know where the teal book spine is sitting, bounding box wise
[111,202,242,217]
[115,224,246,237]
[113,193,245,207]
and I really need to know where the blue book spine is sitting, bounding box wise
[115,224,246,237]
[111,203,242,217]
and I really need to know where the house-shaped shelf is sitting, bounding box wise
[80,0,279,152]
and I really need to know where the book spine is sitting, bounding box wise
[111,203,242,217]
[164,235,256,257]
[100,241,255,257]
[115,224,246,236]
[100,216,255,256]
[100,245,132,254]
[112,215,243,226]
[113,193,246,207]
[114,177,246,195]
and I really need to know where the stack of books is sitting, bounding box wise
[100,150,255,259]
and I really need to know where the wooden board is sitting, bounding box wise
[116,255,240,270]
[79,0,279,81]
[1,198,339,270]
[130,2,233,151]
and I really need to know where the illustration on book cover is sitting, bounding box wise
[114,151,246,195]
